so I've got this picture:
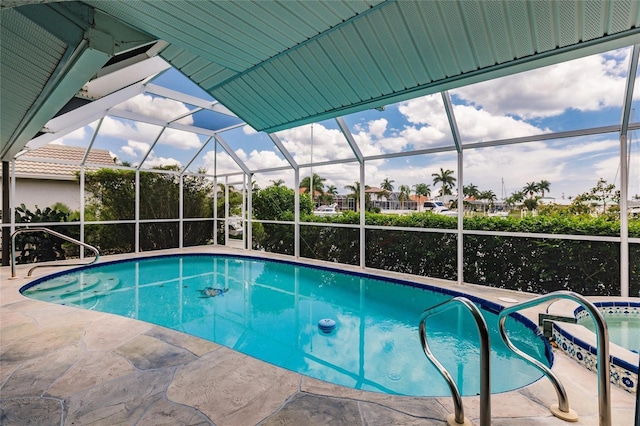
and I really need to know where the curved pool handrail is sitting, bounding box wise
[419,296,491,426]
[497,290,610,425]
[11,227,100,278]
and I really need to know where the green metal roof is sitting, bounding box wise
[3,0,640,160]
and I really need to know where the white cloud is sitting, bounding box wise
[368,118,388,139]
[143,156,181,168]
[158,128,202,150]
[113,93,194,124]
[242,125,258,135]
[100,117,162,144]
[277,124,356,163]
[398,94,547,145]
[452,49,630,119]
[120,140,150,159]
[238,149,288,171]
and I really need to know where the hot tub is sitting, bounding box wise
[548,300,639,394]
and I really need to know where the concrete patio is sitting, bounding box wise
[1,247,637,425]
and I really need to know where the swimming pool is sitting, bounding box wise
[21,254,550,397]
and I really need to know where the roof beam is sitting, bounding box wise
[336,117,363,163]
[26,83,145,149]
[214,134,251,175]
[268,134,298,170]
[442,91,462,153]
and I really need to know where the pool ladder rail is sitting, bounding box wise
[419,296,490,426]
[10,227,100,279]
[420,291,612,426]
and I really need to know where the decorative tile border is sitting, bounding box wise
[574,302,640,321]
[553,323,638,394]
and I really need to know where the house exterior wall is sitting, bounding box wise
[15,178,80,211]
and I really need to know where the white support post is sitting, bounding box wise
[360,162,365,269]
[10,160,16,235]
[225,176,229,245]
[620,134,629,297]
[247,173,253,251]
[179,175,184,249]
[80,166,85,260]
[457,151,464,285]
[135,170,140,253]
[213,175,218,245]
[294,168,300,258]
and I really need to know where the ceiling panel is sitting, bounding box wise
[0,8,67,150]
[6,0,640,147]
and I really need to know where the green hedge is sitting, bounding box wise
[252,212,640,297]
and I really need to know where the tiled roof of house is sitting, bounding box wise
[11,145,115,180]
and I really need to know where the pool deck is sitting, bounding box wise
[1,246,637,425]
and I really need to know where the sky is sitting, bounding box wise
[47,46,640,201]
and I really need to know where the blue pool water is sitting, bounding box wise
[21,254,550,397]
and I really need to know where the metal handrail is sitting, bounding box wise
[11,227,100,278]
[497,290,610,425]
[419,296,491,426]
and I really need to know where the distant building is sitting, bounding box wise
[2,145,115,211]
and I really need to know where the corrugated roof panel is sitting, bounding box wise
[530,1,556,52]
[232,1,309,43]
[556,1,579,47]
[400,1,445,82]
[505,1,534,58]
[287,49,342,108]
[190,62,231,87]
[318,34,369,104]
[274,55,327,114]
[582,1,605,42]
[186,1,289,59]
[458,1,496,69]
[199,68,237,92]
[180,56,215,78]
[355,12,403,89]
[302,41,360,102]
[438,0,479,73]
[481,1,515,64]
[609,0,633,34]
[261,61,318,118]
[1,9,67,148]
[13,0,639,137]
[418,2,464,78]
[368,2,421,89]
[340,25,391,98]
[90,1,256,71]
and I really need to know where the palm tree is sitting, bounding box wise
[413,183,431,198]
[463,183,480,199]
[479,189,497,211]
[380,177,395,192]
[506,190,525,208]
[398,184,411,210]
[432,168,456,198]
[300,173,326,202]
[323,184,338,205]
[344,181,370,212]
[537,180,551,198]
[412,183,430,212]
[523,181,539,198]
[270,179,285,187]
